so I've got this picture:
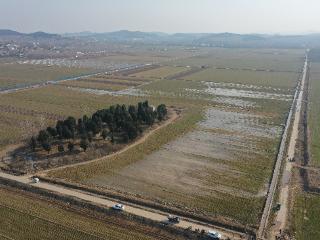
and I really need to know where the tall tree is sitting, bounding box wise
[58,144,64,153]
[37,130,50,144]
[42,142,51,154]
[67,142,74,152]
[101,129,108,140]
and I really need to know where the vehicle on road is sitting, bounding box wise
[274,203,281,211]
[167,215,180,223]
[207,230,222,239]
[112,203,125,211]
[31,177,40,183]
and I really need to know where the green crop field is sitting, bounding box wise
[0,64,95,90]
[292,191,320,240]
[308,63,320,167]
[0,188,185,240]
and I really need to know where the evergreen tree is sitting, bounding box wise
[101,129,108,140]
[80,139,89,152]
[37,130,50,144]
[67,142,74,152]
[58,144,64,153]
[42,142,51,154]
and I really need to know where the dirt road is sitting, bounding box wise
[257,54,308,239]
[270,55,308,238]
[0,171,245,239]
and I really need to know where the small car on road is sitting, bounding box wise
[167,215,180,223]
[112,203,125,211]
[207,230,222,239]
[32,177,40,183]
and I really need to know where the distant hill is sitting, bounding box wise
[67,30,320,48]
[2,29,320,48]
[0,29,23,36]
[28,31,59,38]
[0,29,60,39]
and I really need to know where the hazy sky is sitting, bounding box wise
[0,0,319,34]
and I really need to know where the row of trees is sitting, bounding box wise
[30,101,168,153]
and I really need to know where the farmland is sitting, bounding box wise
[41,49,304,228]
[292,191,320,240]
[0,47,305,231]
[308,62,320,167]
[130,66,189,79]
[288,56,320,240]
[169,48,304,72]
[183,67,299,89]
[0,63,95,90]
[0,187,187,240]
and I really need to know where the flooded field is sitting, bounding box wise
[187,82,292,101]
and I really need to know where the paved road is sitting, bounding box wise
[257,54,308,239]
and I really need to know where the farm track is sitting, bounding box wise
[0,105,66,121]
[293,164,320,172]
[257,53,308,239]
[0,172,246,240]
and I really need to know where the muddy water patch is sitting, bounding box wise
[186,82,292,101]
[200,108,282,138]
[214,97,255,107]
[202,82,290,93]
